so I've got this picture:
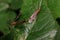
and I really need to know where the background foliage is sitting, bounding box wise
[0,0,60,40]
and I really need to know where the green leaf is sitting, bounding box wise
[0,29,15,40]
[0,10,16,35]
[0,3,9,12]
[0,0,59,40]
[10,0,23,9]
[21,0,40,20]
[11,0,58,40]
[47,0,60,18]
[47,0,60,40]
[0,0,12,3]
[26,6,56,40]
